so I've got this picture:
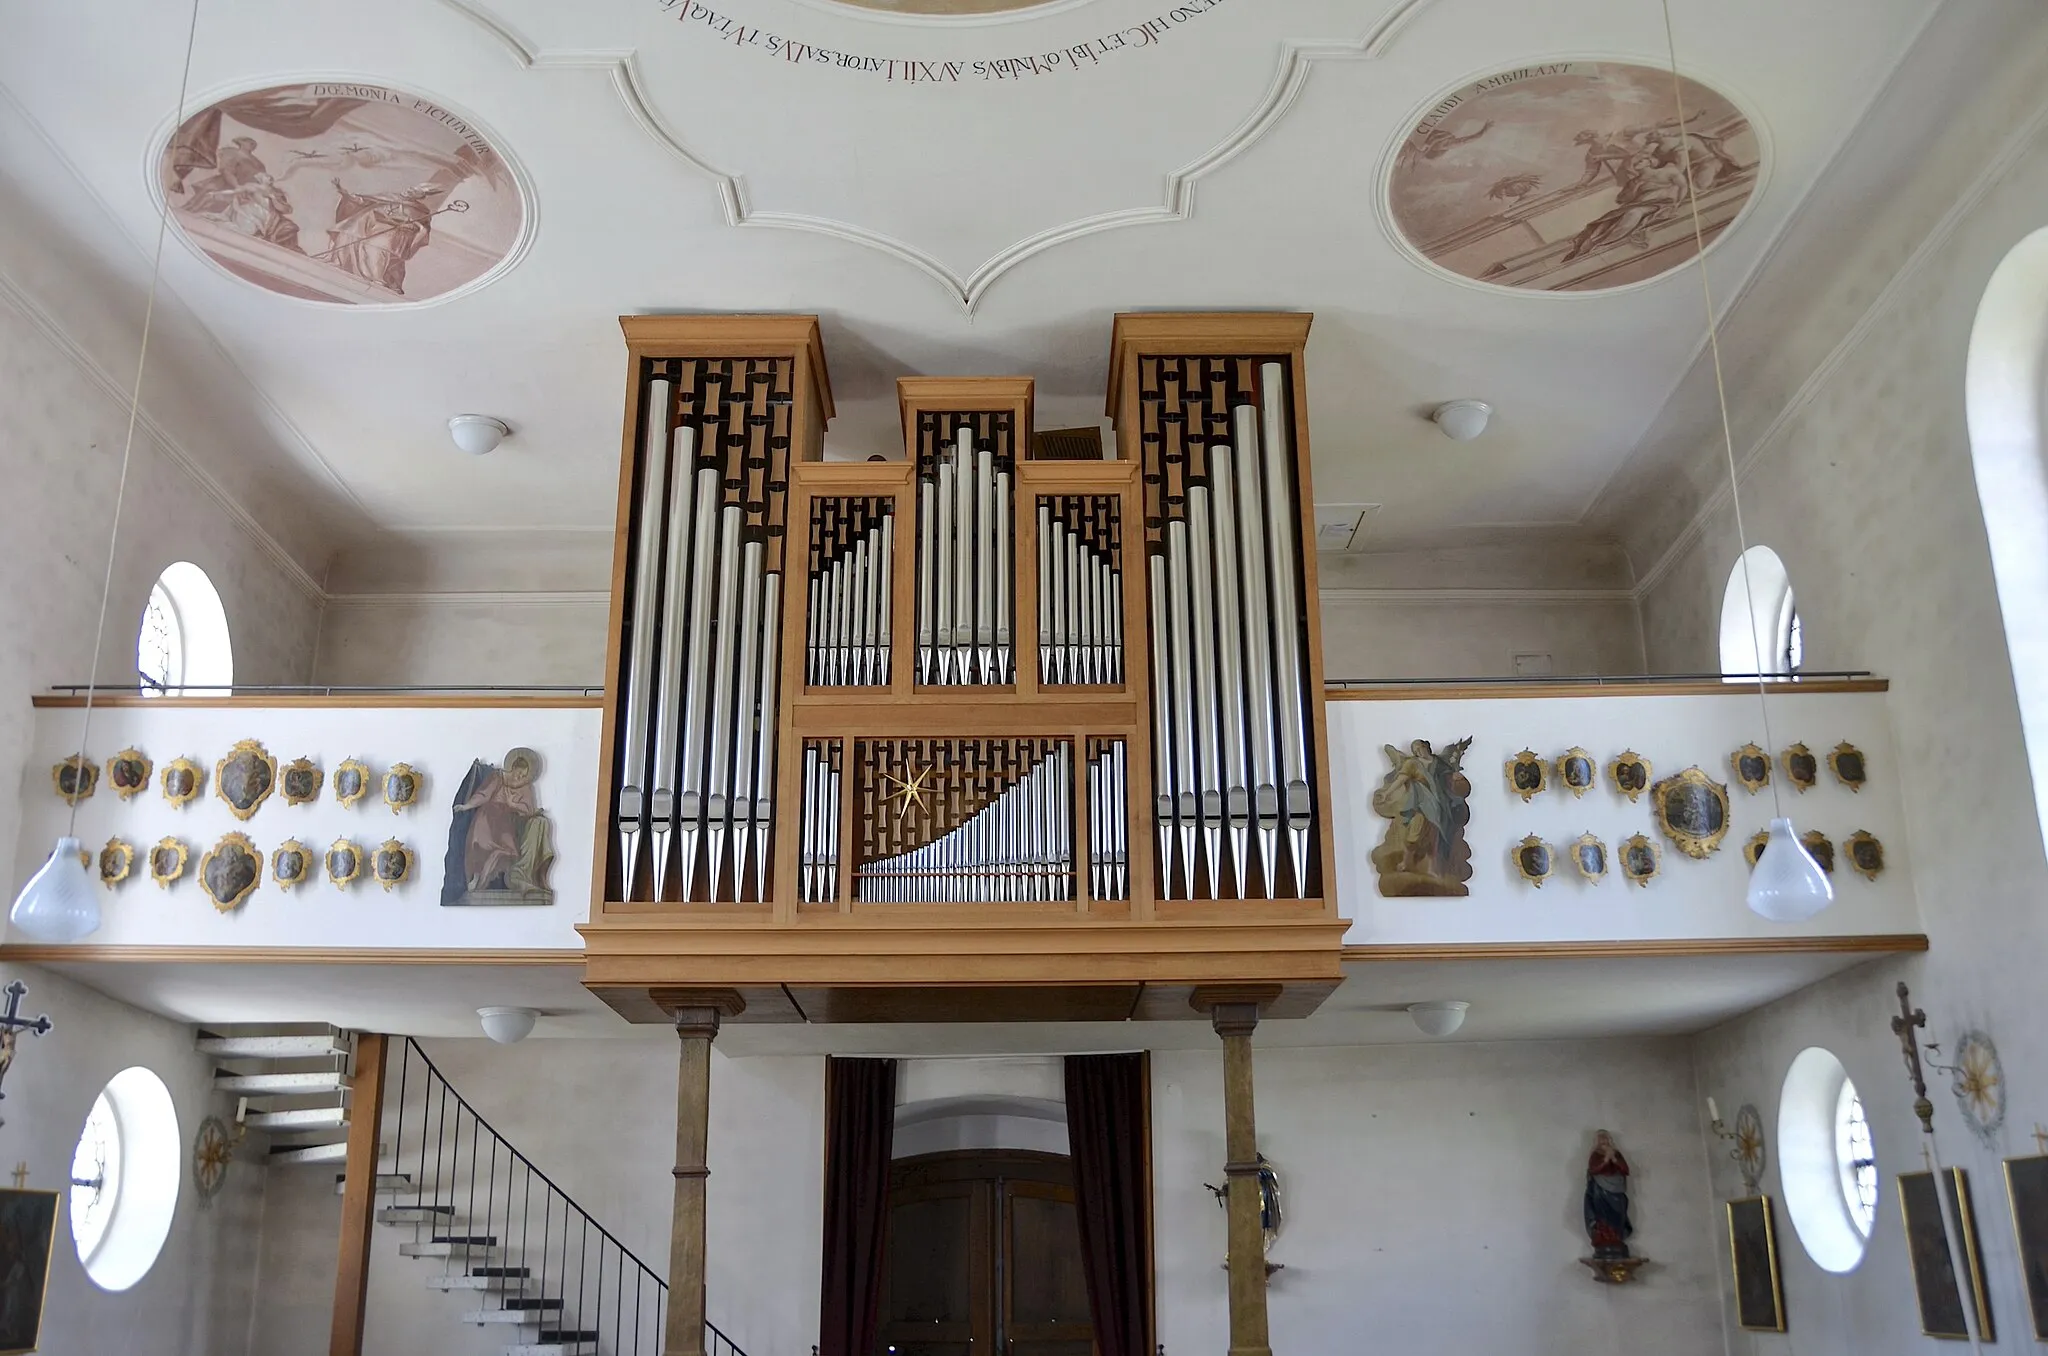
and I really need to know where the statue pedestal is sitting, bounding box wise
[1580,1255,1649,1284]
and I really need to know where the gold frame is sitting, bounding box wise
[50,754,96,805]
[1650,766,1731,859]
[2003,1153,2048,1341]
[1512,834,1553,887]
[270,839,311,893]
[326,838,364,890]
[1607,750,1651,802]
[1828,741,1868,792]
[281,757,323,806]
[148,837,189,889]
[1619,833,1660,888]
[1730,743,1771,794]
[1743,830,1769,868]
[383,762,422,813]
[1505,749,1547,801]
[98,838,135,889]
[199,832,263,913]
[1843,830,1884,881]
[160,756,203,808]
[1557,748,1596,798]
[0,1187,60,1355]
[1725,1195,1786,1333]
[374,838,415,892]
[1572,832,1607,883]
[1781,742,1818,793]
[106,747,153,801]
[334,758,372,809]
[214,738,277,821]
[1899,1167,1994,1341]
[1800,830,1834,875]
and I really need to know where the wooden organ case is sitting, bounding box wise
[581,314,1346,1023]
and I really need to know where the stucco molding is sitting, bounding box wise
[434,0,1441,312]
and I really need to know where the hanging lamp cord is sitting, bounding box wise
[64,0,205,841]
[1659,0,1784,820]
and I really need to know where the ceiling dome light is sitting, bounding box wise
[448,415,512,457]
[1746,817,1834,923]
[477,1006,538,1044]
[1408,1000,1470,1038]
[1431,400,1492,442]
[10,838,100,943]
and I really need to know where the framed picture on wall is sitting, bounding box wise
[0,1189,57,1355]
[1899,1167,1995,1341]
[1726,1196,1786,1332]
[2006,1153,2048,1340]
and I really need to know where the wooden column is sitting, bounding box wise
[659,991,745,1356]
[329,1032,389,1356]
[1193,989,1276,1356]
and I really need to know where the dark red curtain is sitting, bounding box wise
[1064,1054,1153,1356]
[819,1057,897,1356]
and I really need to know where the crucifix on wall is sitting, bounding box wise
[0,981,53,1128]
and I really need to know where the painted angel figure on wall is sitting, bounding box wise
[1369,737,1475,897]
[441,747,555,907]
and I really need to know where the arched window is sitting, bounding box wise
[1835,1080,1877,1237]
[68,1090,123,1264]
[1966,227,2048,855]
[70,1067,179,1291]
[1719,545,1800,678]
[1779,1047,1873,1272]
[136,562,232,695]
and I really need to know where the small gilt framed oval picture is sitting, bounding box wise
[1744,829,1770,868]
[1731,743,1771,794]
[271,840,311,893]
[106,748,153,801]
[374,839,414,891]
[326,838,363,890]
[383,763,422,813]
[1844,830,1884,880]
[1801,830,1835,875]
[1651,767,1731,859]
[161,756,203,809]
[215,739,277,821]
[334,758,372,809]
[150,837,189,888]
[1781,742,1819,793]
[1573,833,1607,884]
[1607,751,1650,802]
[52,754,97,805]
[1513,835,1554,887]
[1620,833,1661,888]
[281,757,323,806]
[99,838,135,889]
[1829,742,1868,792]
[1557,748,1597,798]
[1505,750,1547,801]
[200,832,263,913]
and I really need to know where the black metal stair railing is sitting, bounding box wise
[385,1036,748,1356]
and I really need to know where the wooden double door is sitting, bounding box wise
[878,1152,1094,1356]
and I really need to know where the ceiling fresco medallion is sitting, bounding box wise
[819,0,1064,12]
[1386,61,1761,294]
[158,82,527,306]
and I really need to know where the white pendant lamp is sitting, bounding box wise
[11,0,203,943]
[1658,0,1831,923]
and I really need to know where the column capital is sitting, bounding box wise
[655,988,747,1039]
[1190,985,1280,1038]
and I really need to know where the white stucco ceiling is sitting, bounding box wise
[0,0,1953,570]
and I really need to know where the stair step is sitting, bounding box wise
[378,1206,456,1223]
[333,1172,412,1195]
[502,1298,565,1312]
[427,1274,525,1291]
[534,1332,600,1344]
[196,1032,350,1059]
[268,1142,350,1166]
[460,1307,558,1325]
[215,1071,349,1094]
[247,1107,348,1131]
[504,1345,594,1356]
[400,1241,498,1258]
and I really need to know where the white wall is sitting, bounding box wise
[11,701,601,949]
[1328,689,1920,944]
[3,964,265,1356]
[315,598,610,690]
[1320,593,1646,681]
[1633,22,2048,1352]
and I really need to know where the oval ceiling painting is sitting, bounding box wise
[1388,62,1760,294]
[159,82,526,306]
[823,0,1056,12]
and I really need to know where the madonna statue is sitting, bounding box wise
[1584,1129,1632,1258]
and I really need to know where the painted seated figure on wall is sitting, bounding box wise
[442,747,555,907]
[1369,737,1475,897]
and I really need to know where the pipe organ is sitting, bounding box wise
[585,314,1341,1024]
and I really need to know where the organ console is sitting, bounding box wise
[582,314,1344,1023]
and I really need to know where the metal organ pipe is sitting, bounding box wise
[1231,406,1280,895]
[672,469,723,901]
[748,572,781,901]
[1164,519,1199,901]
[877,514,895,685]
[994,471,1012,683]
[1209,449,1251,898]
[1187,485,1223,891]
[1148,553,1175,896]
[647,426,701,901]
[1259,362,1313,894]
[615,376,672,893]
[702,509,744,901]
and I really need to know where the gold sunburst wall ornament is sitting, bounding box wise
[881,763,933,823]
[1936,1030,2006,1145]
[1735,1104,1767,1195]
